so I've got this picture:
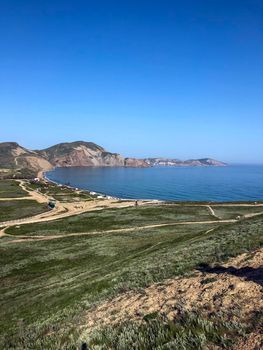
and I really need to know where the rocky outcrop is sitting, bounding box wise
[124,158,150,167]
[144,158,227,167]
[37,141,149,168]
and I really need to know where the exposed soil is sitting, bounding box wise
[233,324,263,350]
[84,248,263,348]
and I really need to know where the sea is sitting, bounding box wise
[46,165,263,202]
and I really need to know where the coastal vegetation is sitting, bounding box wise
[6,204,217,236]
[24,181,94,202]
[0,179,28,198]
[0,200,48,222]
[0,179,262,349]
[85,311,245,350]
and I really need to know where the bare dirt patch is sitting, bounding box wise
[85,248,263,344]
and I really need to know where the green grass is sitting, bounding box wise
[0,180,28,198]
[6,204,215,236]
[213,205,263,219]
[25,181,93,202]
[0,213,262,348]
[85,311,244,350]
[0,200,49,222]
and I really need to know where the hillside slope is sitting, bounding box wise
[36,141,149,168]
[0,141,149,177]
[0,142,52,178]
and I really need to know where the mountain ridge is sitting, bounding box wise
[0,141,227,178]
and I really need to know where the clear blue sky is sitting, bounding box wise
[0,0,262,163]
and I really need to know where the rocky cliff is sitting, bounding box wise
[37,141,149,168]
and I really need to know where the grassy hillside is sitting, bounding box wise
[1,213,262,349]
[0,180,28,198]
[24,181,94,202]
[0,143,52,178]
[0,179,262,349]
[0,200,49,222]
[6,204,216,236]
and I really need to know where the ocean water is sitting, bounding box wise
[46,165,263,202]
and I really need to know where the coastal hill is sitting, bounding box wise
[0,141,226,178]
[37,141,148,168]
[0,142,53,178]
[0,141,148,177]
[144,158,227,167]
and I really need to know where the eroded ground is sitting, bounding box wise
[84,248,263,336]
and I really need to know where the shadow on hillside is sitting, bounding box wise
[197,264,263,286]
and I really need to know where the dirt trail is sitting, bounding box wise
[1,180,263,245]
[206,205,220,219]
[0,180,161,239]
[18,180,51,204]
[83,248,263,350]
[0,180,48,202]
[0,199,144,229]
[2,210,263,244]
[1,219,234,244]
[0,180,142,230]
[0,197,33,201]
[244,211,263,219]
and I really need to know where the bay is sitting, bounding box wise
[46,165,263,202]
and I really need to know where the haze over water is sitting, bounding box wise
[46,165,263,202]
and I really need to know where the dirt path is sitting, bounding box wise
[0,180,159,238]
[17,180,50,204]
[244,211,263,219]
[0,218,237,244]
[1,180,262,245]
[3,209,263,244]
[0,198,144,227]
[0,197,33,201]
[206,205,220,219]
[0,180,143,230]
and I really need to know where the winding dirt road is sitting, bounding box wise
[0,180,154,238]
[1,180,263,244]
[1,219,234,244]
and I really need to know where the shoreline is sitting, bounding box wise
[42,171,263,205]
[43,171,130,202]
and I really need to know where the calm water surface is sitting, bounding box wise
[46,165,263,202]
